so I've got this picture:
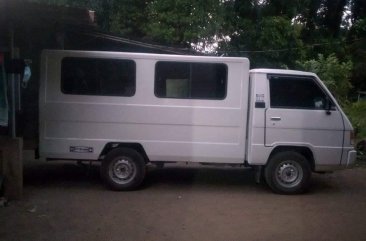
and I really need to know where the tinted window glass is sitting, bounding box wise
[61,57,136,96]
[155,62,227,99]
[269,76,331,109]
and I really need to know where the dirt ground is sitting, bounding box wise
[1,159,366,241]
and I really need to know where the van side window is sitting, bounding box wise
[155,62,227,99]
[61,57,136,96]
[269,76,332,109]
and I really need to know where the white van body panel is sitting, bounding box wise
[40,50,250,163]
[39,51,356,172]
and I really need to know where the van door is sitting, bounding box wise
[265,74,345,166]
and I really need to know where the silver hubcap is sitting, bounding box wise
[275,161,303,188]
[109,158,136,184]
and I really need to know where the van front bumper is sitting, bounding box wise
[315,149,357,172]
[346,150,357,167]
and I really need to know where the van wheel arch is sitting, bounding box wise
[268,146,315,172]
[99,142,149,163]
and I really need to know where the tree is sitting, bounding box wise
[349,0,366,92]
[319,0,348,38]
[261,0,301,18]
[219,0,304,68]
[108,0,150,38]
[348,18,366,92]
[351,0,366,23]
[144,0,225,47]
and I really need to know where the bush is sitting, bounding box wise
[344,100,366,139]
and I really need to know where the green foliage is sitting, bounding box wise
[108,1,149,38]
[297,54,353,104]
[344,101,366,139]
[349,18,366,91]
[220,15,304,68]
[144,0,225,46]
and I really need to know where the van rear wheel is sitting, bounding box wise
[101,148,146,191]
[264,151,311,194]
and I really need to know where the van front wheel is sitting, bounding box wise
[101,148,146,191]
[264,151,311,194]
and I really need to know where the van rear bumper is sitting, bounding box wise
[315,149,357,172]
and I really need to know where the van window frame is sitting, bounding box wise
[267,74,336,110]
[60,57,136,97]
[154,61,228,100]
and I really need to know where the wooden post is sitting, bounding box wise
[0,137,23,200]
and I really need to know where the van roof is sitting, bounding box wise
[250,68,316,77]
[42,49,250,63]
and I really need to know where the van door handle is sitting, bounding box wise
[270,117,281,121]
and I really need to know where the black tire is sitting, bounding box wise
[101,148,146,191]
[264,151,311,194]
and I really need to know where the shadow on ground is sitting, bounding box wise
[23,160,342,194]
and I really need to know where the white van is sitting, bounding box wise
[39,50,357,194]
